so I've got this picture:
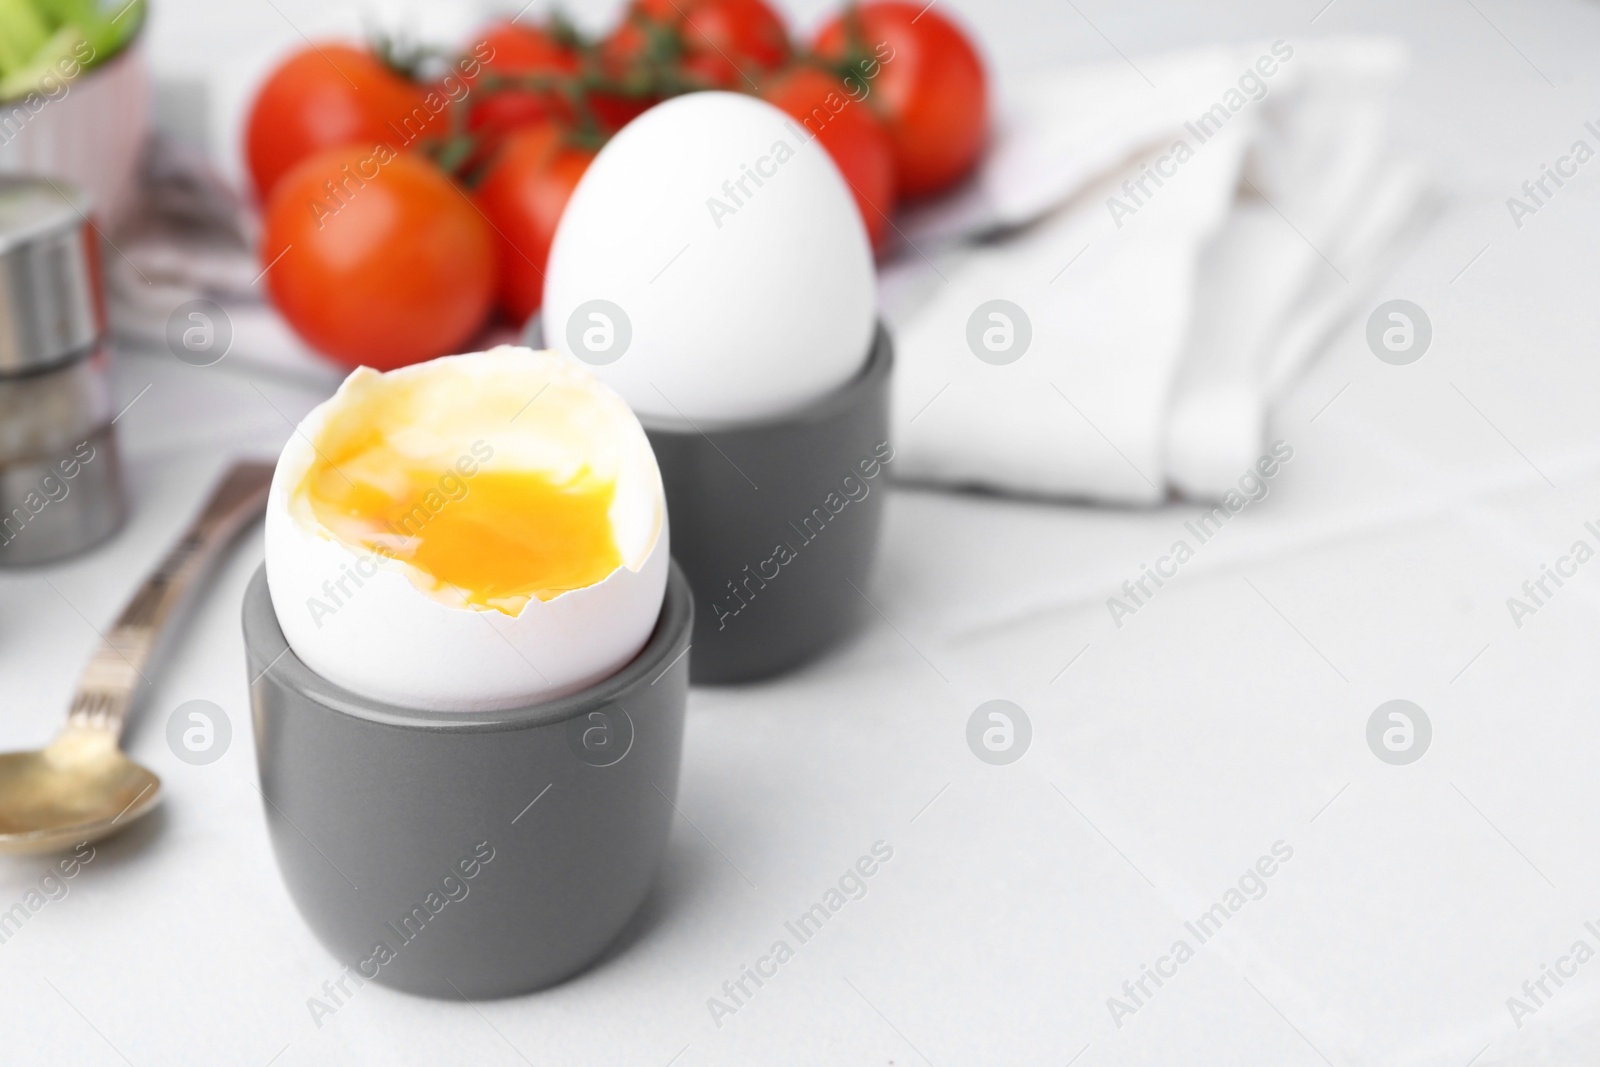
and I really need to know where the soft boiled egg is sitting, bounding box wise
[542,91,876,426]
[264,346,668,712]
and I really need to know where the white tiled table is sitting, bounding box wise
[5,1,1600,1064]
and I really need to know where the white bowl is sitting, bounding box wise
[0,38,151,228]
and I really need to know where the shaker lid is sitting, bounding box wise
[0,177,88,251]
[0,175,104,375]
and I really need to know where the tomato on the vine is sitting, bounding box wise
[467,19,580,83]
[813,1,988,199]
[262,146,495,369]
[474,125,596,324]
[586,76,660,135]
[463,21,581,152]
[604,0,789,90]
[677,0,790,87]
[762,66,896,249]
[246,44,436,203]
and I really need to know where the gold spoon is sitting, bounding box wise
[0,461,275,854]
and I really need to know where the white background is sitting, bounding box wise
[4,0,1600,1064]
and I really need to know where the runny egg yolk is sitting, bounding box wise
[302,452,623,613]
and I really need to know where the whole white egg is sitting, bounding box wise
[264,346,669,712]
[543,91,876,426]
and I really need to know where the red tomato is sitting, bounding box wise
[813,2,988,199]
[678,0,790,87]
[600,10,666,67]
[629,0,681,18]
[246,44,437,203]
[585,73,659,134]
[475,125,596,324]
[583,22,661,134]
[463,21,581,146]
[466,19,579,83]
[762,66,896,249]
[604,0,788,89]
[470,92,562,146]
[262,146,495,369]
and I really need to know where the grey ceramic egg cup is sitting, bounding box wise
[643,325,892,684]
[242,561,692,999]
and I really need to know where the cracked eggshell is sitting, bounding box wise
[263,346,669,712]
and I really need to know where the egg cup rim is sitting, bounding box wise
[633,322,892,437]
[243,558,693,733]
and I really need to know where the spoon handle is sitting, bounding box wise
[66,460,276,738]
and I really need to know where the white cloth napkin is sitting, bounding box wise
[881,38,1423,504]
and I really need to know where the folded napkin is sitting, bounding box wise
[881,38,1423,504]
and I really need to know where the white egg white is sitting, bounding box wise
[264,346,669,712]
[543,91,877,427]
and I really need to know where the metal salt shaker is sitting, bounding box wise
[0,175,126,565]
